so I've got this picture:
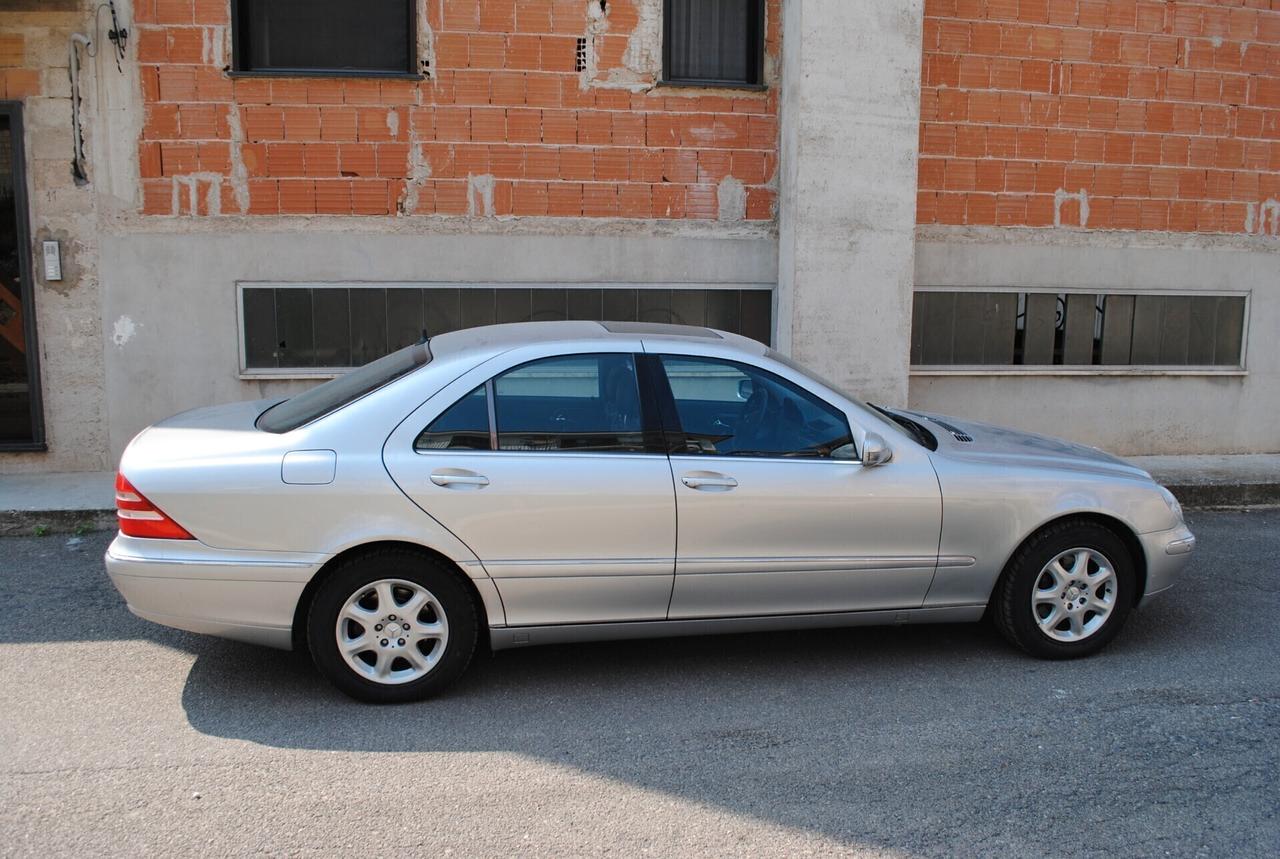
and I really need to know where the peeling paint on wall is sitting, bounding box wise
[399,144,431,214]
[1247,199,1280,237]
[1053,189,1090,228]
[581,0,662,92]
[467,174,496,217]
[717,176,746,223]
[225,106,250,214]
[111,315,137,347]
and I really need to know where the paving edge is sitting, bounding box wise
[2,482,1278,538]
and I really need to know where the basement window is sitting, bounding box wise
[238,284,774,374]
[910,290,1247,370]
[663,0,765,88]
[232,0,416,77]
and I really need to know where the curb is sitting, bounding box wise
[2,482,1277,538]
[1164,482,1280,510]
[0,509,116,538]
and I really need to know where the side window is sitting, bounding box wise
[659,356,853,458]
[415,386,490,451]
[494,354,645,453]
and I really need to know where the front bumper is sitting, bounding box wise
[105,534,325,649]
[1138,523,1196,599]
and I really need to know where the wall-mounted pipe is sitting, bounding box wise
[68,33,92,185]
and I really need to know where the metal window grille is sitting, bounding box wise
[232,0,415,76]
[910,291,1247,368]
[241,284,774,371]
[663,0,764,87]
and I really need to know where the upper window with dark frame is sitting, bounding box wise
[658,356,854,459]
[663,0,765,88]
[233,0,416,77]
[495,354,647,454]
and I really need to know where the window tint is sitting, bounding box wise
[659,356,852,458]
[664,0,764,87]
[415,386,489,451]
[494,354,645,453]
[234,0,414,75]
[257,341,430,433]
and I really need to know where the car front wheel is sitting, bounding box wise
[992,520,1136,659]
[307,549,478,703]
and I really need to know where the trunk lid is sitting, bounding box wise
[120,398,285,471]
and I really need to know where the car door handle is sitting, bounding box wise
[430,472,490,488]
[681,474,738,490]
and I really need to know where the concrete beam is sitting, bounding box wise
[777,0,924,406]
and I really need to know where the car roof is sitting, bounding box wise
[427,320,766,358]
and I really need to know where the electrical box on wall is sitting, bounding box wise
[42,240,62,282]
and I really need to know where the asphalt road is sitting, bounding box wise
[1,510,1278,857]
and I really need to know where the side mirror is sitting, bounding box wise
[861,432,893,467]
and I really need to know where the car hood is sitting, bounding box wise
[892,409,1153,482]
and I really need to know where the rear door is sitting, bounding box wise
[384,348,677,626]
[652,353,943,619]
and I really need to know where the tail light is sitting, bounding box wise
[115,473,194,540]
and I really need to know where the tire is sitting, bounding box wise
[991,520,1135,660]
[306,548,478,703]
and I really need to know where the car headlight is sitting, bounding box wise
[1158,485,1184,524]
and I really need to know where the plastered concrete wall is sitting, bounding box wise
[0,2,131,473]
[910,228,1280,454]
[777,0,925,405]
[98,226,775,460]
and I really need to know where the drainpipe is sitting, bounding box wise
[68,33,92,185]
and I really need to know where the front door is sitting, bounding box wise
[384,351,677,626]
[0,103,43,450]
[654,354,943,620]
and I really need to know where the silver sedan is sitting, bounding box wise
[106,321,1195,702]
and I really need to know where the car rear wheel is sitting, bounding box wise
[307,549,478,703]
[992,520,1135,659]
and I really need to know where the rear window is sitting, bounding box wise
[257,342,431,433]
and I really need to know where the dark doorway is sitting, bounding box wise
[0,102,45,450]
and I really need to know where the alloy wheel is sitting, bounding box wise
[1030,548,1118,643]
[334,579,449,684]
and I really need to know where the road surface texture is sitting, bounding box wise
[1,510,1277,857]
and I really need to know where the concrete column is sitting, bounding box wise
[777,0,924,405]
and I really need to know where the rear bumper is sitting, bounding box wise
[105,534,325,650]
[1139,523,1196,599]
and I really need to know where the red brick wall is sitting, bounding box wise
[918,0,1280,235]
[135,0,780,219]
[0,33,42,100]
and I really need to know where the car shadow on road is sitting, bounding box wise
[174,602,1215,852]
[6,514,1270,852]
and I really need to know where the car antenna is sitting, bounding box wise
[417,329,430,345]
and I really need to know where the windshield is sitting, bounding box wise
[257,341,431,433]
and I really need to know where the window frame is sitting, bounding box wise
[909,286,1251,376]
[414,352,667,456]
[229,0,421,79]
[651,353,857,461]
[0,101,46,452]
[661,0,767,91]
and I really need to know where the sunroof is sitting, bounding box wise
[599,322,723,338]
